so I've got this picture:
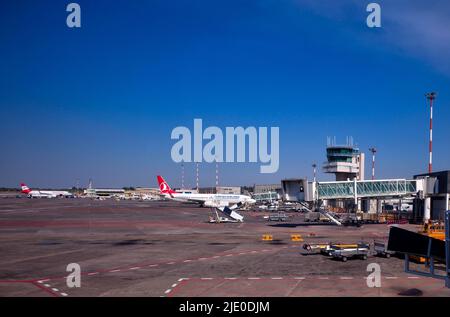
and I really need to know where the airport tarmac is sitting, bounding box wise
[0,198,449,297]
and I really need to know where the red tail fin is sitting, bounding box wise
[157,176,175,194]
[20,183,31,194]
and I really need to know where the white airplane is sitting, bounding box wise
[157,175,256,208]
[20,183,73,198]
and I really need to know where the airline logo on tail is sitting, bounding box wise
[157,176,176,195]
[20,183,31,194]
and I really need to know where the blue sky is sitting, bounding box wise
[0,0,449,188]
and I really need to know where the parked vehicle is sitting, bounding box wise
[329,243,370,262]
[373,240,395,258]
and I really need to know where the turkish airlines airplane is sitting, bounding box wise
[20,183,73,198]
[157,175,255,207]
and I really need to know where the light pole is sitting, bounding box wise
[181,163,185,189]
[196,163,199,191]
[215,162,219,188]
[312,163,317,183]
[425,92,436,174]
[369,147,377,180]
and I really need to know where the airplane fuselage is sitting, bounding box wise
[162,192,255,206]
[27,190,72,198]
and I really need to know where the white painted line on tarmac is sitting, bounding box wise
[38,279,49,283]
[164,289,172,294]
[110,269,121,273]
[39,281,69,297]
[340,277,354,280]
[183,260,192,263]
[171,284,178,288]
[385,277,398,279]
[271,277,283,280]
[88,272,99,276]
[130,267,141,270]
[149,264,158,267]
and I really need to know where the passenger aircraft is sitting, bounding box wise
[20,183,73,198]
[157,175,256,207]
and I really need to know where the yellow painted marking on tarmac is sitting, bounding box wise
[262,234,273,241]
[291,234,304,242]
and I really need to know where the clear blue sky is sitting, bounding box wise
[1,0,449,188]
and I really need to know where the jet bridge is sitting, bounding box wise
[310,179,421,202]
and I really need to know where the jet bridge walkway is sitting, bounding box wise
[316,179,419,201]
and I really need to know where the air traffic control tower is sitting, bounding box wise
[322,138,365,182]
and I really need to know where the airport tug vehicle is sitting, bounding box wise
[301,243,331,255]
[373,240,396,258]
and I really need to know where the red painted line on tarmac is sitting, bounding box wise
[0,279,37,283]
[0,247,283,284]
[0,220,214,229]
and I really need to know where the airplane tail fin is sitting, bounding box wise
[157,176,175,194]
[20,183,31,194]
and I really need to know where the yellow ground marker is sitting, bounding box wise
[291,234,303,242]
[262,234,273,241]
